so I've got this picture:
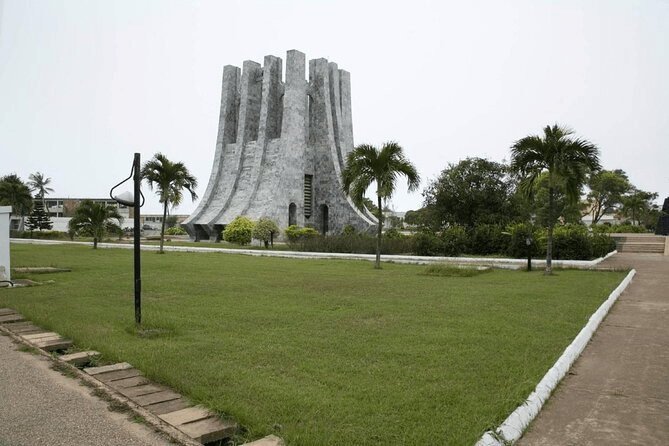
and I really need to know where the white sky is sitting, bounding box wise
[1,0,668,216]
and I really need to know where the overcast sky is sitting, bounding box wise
[1,0,667,216]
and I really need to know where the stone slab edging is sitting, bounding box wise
[0,321,204,446]
[10,239,617,270]
[475,268,636,446]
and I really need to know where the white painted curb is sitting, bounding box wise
[475,268,636,445]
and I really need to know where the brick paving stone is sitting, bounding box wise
[144,398,190,415]
[95,368,142,383]
[105,375,149,388]
[133,390,182,406]
[0,313,24,323]
[178,417,237,444]
[159,407,212,426]
[117,384,168,398]
[84,362,133,375]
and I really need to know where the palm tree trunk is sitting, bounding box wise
[160,202,168,253]
[375,194,383,269]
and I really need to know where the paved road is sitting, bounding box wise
[517,253,669,445]
[0,334,173,446]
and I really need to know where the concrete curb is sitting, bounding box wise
[475,268,636,446]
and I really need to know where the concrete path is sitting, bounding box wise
[0,334,174,446]
[517,253,669,445]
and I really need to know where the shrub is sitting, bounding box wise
[165,226,186,235]
[441,225,468,256]
[383,227,403,239]
[552,224,591,260]
[590,234,617,258]
[252,217,280,248]
[342,225,358,236]
[222,216,255,245]
[507,223,543,258]
[413,230,443,256]
[467,224,506,255]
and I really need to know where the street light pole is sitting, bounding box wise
[133,153,141,324]
[110,153,143,325]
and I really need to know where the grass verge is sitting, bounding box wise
[2,243,627,445]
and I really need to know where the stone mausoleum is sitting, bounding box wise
[182,50,377,241]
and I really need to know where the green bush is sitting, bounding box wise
[252,217,280,248]
[590,223,649,234]
[383,227,403,239]
[506,223,543,258]
[441,225,468,256]
[552,225,591,260]
[165,226,186,235]
[590,233,617,258]
[413,230,443,256]
[285,225,320,244]
[467,224,507,255]
[12,230,68,240]
[222,216,255,245]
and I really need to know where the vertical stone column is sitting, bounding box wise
[338,69,355,159]
[219,65,240,145]
[257,55,283,145]
[236,60,262,145]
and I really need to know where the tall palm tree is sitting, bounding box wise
[510,124,601,274]
[68,200,123,248]
[28,172,54,207]
[141,153,198,253]
[342,141,420,269]
[0,174,34,230]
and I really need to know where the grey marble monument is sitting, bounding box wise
[182,50,377,241]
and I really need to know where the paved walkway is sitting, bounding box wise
[0,334,174,446]
[517,253,669,445]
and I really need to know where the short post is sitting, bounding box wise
[526,237,532,272]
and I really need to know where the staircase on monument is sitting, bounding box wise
[610,233,667,254]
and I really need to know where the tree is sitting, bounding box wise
[25,200,53,233]
[252,217,279,248]
[621,188,659,227]
[586,169,632,224]
[27,172,54,207]
[141,153,198,253]
[341,141,420,268]
[68,200,123,248]
[531,172,584,226]
[510,124,601,274]
[223,216,255,245]
[422,157,527,229]
[0,174,33,230]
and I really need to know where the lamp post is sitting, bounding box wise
[111,153,143,324]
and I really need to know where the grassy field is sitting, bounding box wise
[2,243,627,445]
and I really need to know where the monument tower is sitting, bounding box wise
[182,50,377,240]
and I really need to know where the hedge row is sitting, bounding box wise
[288,223,616,260]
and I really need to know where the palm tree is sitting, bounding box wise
[342,141,420,269]
[510,124,601,274]
[0,174,34,230]
[28,172,54,207]
[141,153,198,253]
[68,200,123,248]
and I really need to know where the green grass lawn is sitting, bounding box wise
[2,244,627,445]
